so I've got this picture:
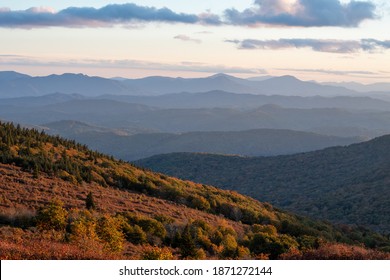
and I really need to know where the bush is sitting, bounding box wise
[68,210,98,243]
[220,234,238,259]
[36,199,68,231]
[249,232,298,259]
[123,224,147,245]
[142,246,174,260]
[96,215,125,252]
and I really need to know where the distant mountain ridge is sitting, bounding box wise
[100,90,390,110]
[42,123,364,160]
[0,72,133,98]
[2,98,390,138]
[0,71,368,98]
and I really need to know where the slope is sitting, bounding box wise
[1,121,389,259]
[137,136,390,233]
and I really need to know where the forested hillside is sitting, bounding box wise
[137,136,390,233]
[1,121,390,259]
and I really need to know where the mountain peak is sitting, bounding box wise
[276,75,301,81]
[208,73,235,79]
[0,71,31,81]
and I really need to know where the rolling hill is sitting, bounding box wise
[1,121,390,259]
[137,135,390,233]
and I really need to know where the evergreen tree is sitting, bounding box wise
[86,191,96,210]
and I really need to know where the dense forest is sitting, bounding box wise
[137,136,390,234]
[1,121,390,259]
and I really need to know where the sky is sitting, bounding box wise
[0,0,389,83]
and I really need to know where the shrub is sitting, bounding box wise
[122,224,147,245]
[220,234,238,259]
[36,199,68,231]
[249,233,298,259]
[142,246,174,260]
[96,215,125,252]
[68,210,98,243]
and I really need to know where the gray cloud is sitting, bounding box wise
[278,68,378,76]
[0,3,221,28]
[0,1,378,29]
[229,38,390,53]
[0,55,263,75]
[225,0,376,27]
[174,34,202,44]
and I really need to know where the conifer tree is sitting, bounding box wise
[86,191,96,210]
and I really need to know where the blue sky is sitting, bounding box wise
[0,1,389,83]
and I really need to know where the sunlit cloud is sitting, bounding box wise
[224,0,377,27]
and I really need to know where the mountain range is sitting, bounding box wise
[42,121,363,160]
[2,99,390,138]
[1,71,389,98]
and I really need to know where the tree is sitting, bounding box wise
[96,215,125,252]
[85,192,96,210]
[179,225,197,259]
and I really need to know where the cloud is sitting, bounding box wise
[0,1,377,29]
[228,38,390,53]
[0,55,263,75]
[224,0,377,27]
[174,35,202,44]
[278,68,378,76]
[0,3,221,28]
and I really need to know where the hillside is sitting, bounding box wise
[137,136,390,233]
[42,124,363,161]
[1,121,390,260]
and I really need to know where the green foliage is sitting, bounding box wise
[122,224,147,245]
[249,232,298,259]
[179,225,197,259]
